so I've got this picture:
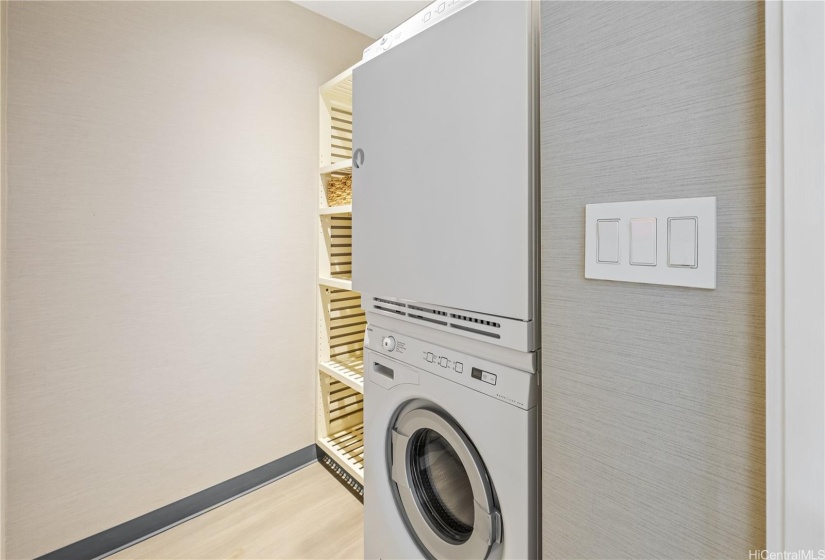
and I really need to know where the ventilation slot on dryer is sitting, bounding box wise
[449,323,501,339]
[408,304,447,317]
[408,313,448,326]
[372,297,407,316]
[448,308,503,338]
[374,305,406,316]
[449,313,501,328]
[404,303,448,325]
[374,297,406,307]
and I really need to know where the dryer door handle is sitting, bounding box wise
[472,502,503,546]
[390,429,410,489]
[491,509,502,544]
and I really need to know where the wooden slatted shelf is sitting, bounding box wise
[320,357,364,393]
[318,276,352,291]
[320,159,353,177]
[318,423,364,484]
[319,204,352,215]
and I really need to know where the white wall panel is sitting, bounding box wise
[3,3,369,557]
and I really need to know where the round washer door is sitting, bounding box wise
[390,407,502,559]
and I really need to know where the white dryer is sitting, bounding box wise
[364,324,539,559]
[352,0,540,354]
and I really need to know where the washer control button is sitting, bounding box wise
[425,352,434,363]
[382,336,396,352]
[454,362,463,373]
[439,357,448,368]
[471,367,497,385]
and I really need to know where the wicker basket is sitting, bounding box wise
[327,175,352,206]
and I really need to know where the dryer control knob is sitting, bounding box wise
[382,336,396,352]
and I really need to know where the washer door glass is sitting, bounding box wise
[409,428,475,543]
[391,407,501,559]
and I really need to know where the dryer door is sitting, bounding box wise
[352,0,536,322]
[390,406,501,559]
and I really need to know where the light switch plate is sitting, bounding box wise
[668,217,698,268]
[630,218,657,266]
[597,219,620,263]
[584,197,716,289]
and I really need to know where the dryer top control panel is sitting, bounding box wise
[366,325,538,410]
[362,0,475,62]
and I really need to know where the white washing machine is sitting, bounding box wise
[364,324,539,559]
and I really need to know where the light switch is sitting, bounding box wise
[597,219,620,263]
[630,218,657,266]
[585,197,715,289]
[668,217,698,268]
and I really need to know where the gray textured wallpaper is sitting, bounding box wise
[540,2,765,558]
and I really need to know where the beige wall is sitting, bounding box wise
[2,2,369,557]
[540,2,765,558]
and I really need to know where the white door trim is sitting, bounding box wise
[765,1,784,548]
[1,2,7,556]
[766,0,825,552]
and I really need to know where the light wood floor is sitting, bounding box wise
[110,463,363,559]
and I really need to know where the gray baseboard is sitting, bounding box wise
[36,444,317,560]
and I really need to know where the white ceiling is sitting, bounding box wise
[292,1,431,39]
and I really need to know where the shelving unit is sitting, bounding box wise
[320,357,364,393]
[318,424,365,481]
[316,65,364,494]
[319,204,352,216]
[318,276,353,291]
[320,159,353,177]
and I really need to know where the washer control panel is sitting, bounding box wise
[423,351,465,375]
[471,367,497,385]
[366,325,538,410]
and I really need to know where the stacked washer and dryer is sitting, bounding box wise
[352,1,540,558]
